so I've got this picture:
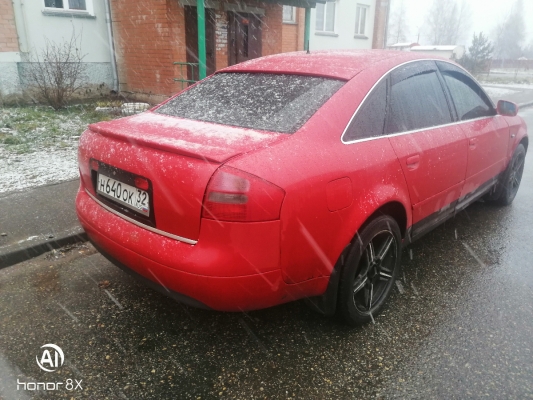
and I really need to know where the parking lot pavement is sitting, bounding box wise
[0,180,85,268]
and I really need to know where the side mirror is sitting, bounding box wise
[497,100,519,117]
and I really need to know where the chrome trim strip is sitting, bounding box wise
[85,189,198,245]
[340,58,498,145]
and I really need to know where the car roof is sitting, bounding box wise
[219,50,446,81]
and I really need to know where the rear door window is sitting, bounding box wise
[155,73,345,133]
[343,78,387,142]
[386,62,452,134]
[437,62,495,121]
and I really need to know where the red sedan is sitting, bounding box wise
[76,50,528,325]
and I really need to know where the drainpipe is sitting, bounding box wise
[304,7,311,52]
[103,0,119,92]
[18,0,31,54]
[197,0,206,80]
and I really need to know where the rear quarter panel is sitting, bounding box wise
[227,65,413,284]
[504,114,528,158]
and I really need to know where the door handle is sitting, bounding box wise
[406,154,420,170]
[469,138,478,149]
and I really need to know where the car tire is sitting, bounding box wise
[338,215,402,326]
[487,144,526,206]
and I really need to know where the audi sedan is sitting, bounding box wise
[76,50,527,325]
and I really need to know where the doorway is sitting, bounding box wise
[228,12,262,65]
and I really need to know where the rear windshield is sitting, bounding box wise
[155,73,345,133]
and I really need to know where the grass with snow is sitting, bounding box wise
[0,104,120,194]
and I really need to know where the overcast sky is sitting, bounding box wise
[394,0,533,46]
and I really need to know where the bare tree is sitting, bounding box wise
[388,0,410,44]
[492,0,525,60]
[24,33,87,110]
[425,0,472,45]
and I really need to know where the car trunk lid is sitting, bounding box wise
[80,112,282,241]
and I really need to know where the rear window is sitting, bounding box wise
[155,73,345,133]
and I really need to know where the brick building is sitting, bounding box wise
[0,0,19,53]
[109,0,323,103]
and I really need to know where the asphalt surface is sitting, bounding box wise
[0,109,532,399]
[0,180,85,268]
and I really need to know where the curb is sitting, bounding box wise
[0,228,88,270]
[518,101,533,109]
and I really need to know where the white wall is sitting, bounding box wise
[310,0,376,51]
[11,0,111,62]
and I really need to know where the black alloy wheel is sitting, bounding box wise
[339,215,402,326]
[491,144,526,206]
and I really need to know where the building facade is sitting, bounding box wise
[110,0,292,103]
[279,0,389,52]
[0,0,115,104]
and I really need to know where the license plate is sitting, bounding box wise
[97,173,150,216]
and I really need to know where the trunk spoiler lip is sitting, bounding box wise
[88,113,284,164]
[88,123,226,163]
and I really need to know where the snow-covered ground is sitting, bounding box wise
[482,86,521,100]
[0,106,116,194]
[0,145,79,193]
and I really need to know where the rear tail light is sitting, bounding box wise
[134,176,149,190]
[90,158,99,171]
[202,166,285,222]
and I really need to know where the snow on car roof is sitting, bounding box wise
[220,49,433,80]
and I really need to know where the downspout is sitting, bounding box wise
[304,7,311,52]
[197,0,207,80]
[18,0,31,53]
[103,0,119,92]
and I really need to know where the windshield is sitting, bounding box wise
[155,73,345,133]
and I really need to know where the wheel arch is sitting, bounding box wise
[306,200,409,316]
[519,136,528,152]
[357,201,408,241]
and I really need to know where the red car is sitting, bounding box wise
[76,50,527,325]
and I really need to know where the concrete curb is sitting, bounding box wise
[518,101,533,109]
[0,228,88,269]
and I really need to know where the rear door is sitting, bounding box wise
[386,61,468,239]
[436,61,510,201]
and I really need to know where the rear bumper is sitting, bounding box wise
[76,187,327,311]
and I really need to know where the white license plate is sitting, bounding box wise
[97,173,150,216]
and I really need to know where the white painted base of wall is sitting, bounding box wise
[0,61,114,104]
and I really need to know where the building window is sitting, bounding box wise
[44,0,87,11]
[315,0,336,32]
[355,4,369,36]
[283,6,296,23]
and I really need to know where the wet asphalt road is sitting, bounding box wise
[1,109,533,399]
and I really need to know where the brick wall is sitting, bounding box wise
[281,7,304,53]
[260,3,282,57]
[110,0,285,101]
[110,0,184,101]
[0,0,20,52]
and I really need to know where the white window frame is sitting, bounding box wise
[355,4,369,37]
[315,0,336,33]
[283,6,297,24]
[42,0,94,16]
